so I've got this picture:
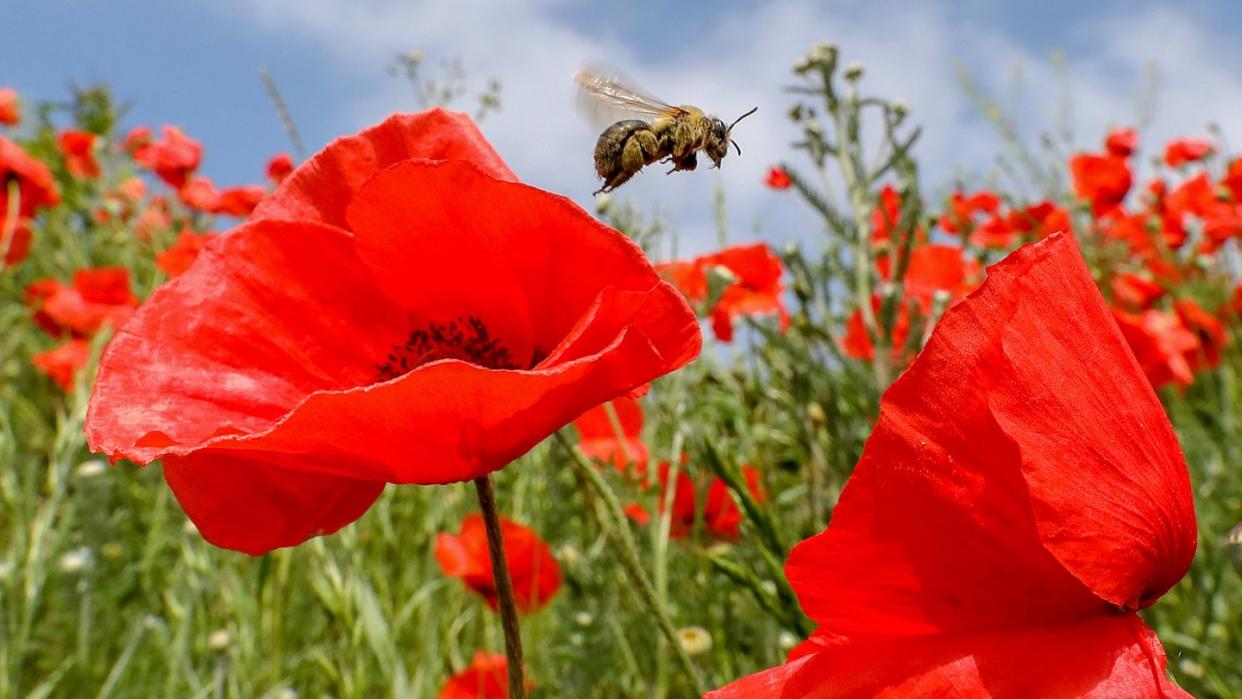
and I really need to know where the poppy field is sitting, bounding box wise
[3,39,1242,699]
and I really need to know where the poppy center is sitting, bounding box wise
[376,315,519,380]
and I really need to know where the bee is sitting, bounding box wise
[574,70,757,195]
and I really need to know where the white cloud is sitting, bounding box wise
[214,0,1241,255]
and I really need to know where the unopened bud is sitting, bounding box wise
[843,62,864,82]
[76,459,107,480]
[807,402,828,428]
[594,193,612,215]
[208,629,231,652]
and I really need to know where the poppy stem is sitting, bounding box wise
[472,474,526,699]
[554,431,706,695]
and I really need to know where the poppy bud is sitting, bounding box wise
[843,62,864,82]
[807,401,828,428]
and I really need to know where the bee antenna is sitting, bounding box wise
[731,139,742,156]
[727,106,758,132]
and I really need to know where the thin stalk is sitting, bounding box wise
[472,475,526,699]
[554,431,705,695]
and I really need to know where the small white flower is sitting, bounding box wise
[59,547,93,574]
[208,629,231,651]
[778,631,799,650]
[574,611,593,627]
[676,626,713,656]
[75,460,107,479]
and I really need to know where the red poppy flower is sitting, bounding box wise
[658,244,788,342]
[34,339,92,392]
[133,199,172,240]
[1104,126,1137,157]
[1164,138,1214,168]
[764,166,792,190]
[1222,157,1242,202]
[704,244,788,342]
[1113,308,1199,389]
[710,232,1195,698]
[1,136,60,219]
[703,465,764,540]
[842,296,911,365]
[1110,272,1164,310]
[435,514,561,614]
[937,190,1000,234]
[266,153,294,186]
[1,218,31,267]
[877,244,978,312]
[120,125,152,155]
[439,651,529,699]
[1174,298,1226,370]
[870,184,923,248]
[0,88,19,127]
[156,230,208,277]
[573,397,648,479]
[1006,201,1070,241]
[27,267,137,338]
[177,175,220,212]
[133,125,202,189]
[85,111,700,555]
[58,129,101,179]
[1070,153,1131,215]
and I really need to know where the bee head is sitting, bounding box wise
[707,107,758,167]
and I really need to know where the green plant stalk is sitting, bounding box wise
[554,431,705,695]
[472,475,526,699]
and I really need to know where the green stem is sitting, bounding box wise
[472,475,526,699]
[554,431,705,695]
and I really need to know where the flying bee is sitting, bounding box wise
[574,70,757,195]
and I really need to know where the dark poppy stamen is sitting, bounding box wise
[377,315,518,379]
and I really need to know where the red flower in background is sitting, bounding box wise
[85,110,700,555]
[870,184,923,248]
[1223,157,1242,202]
[1104,126,1137,157]
[27,267,137,337]
[1070,153,1131,215]
[266,153,294,185]
[657,243,788,342]
[1164,138,1214,168]
[58,129,100,179]
[33,339,91,391]
[1113,308,1199,389]
[435,514,561,614]
[156,230,208,277]
[710,233,1195,698]
[1175,298,1226,370]
[1110,271,1164,310]
[764,166,792,190]
[179,176,266,216]
[0,88,19,127]
[1,219,31,267]
[573,397,648,479]
[120,125,152,155]
[439,652,529,699]
[937,190,1000,234]
[133,125,202,188]
[629,460,765,540]
[1,136,60,219]
[842,296,911,365]
[703,465,765,540]
[1006,200,1071,241]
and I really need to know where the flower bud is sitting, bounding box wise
[208,629,231,652]
[843,62,864,82]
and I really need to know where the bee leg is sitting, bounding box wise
[667,152,698,174]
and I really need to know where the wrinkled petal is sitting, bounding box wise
[253,109,516,228]
[788,233,1195,637]
[707,615,1188,699]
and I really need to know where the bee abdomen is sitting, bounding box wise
[595,120,657,177]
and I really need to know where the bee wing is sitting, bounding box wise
[573,69,686,131]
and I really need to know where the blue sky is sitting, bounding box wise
[4,1,1240,253]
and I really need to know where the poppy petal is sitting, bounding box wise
[164,450,384,555]
[86,219,410,464]
[252,109,516,228]
[787,233,1194,637]
[707,614,1187,698]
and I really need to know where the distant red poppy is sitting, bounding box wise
[58,129,100,179]
[120,125,152,155]
[1104,126,1137,157]
[133,199,172,240]
[156,230,208,277]
[703,465,764,540]
[842,296,911,365]
[1164,138,1214,168]
[1070,153,1131,215]
[1,136,60,219]
[27,267,137,338]
[33,339,91,391]
[1113,308,1199,390]
[870,184,923,248]
[1110,272,1164,310]
[266,153,294,185]
[133,125,202,189]
[1,218,31,267]
[1006,201,1070,241]
[657,243,788,342]
[631,460,764,540]
[435,514,561,614]
[573,397,648,479]
[177,175,219,212]
[764,166,792,190]
[181,177,266,217]
[1222,157,1242,202]
[85,110,700,555]
[937,190,1000,234]
[0,88,19,127]
[1174,298,1226,370]
[439,651,529,699]
[709,232,1195,698]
